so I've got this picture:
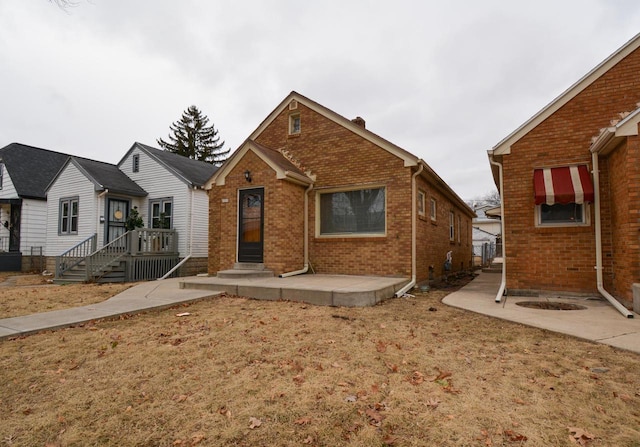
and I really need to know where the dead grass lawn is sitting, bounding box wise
[0,275,135,319]
[1,277,639,446]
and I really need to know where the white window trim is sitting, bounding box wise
[417,190,426,217]
[59,196,79,235]
[315,185,387,238]
[534,203,590,228]
[430,198,437,221]
[289,113,301,135]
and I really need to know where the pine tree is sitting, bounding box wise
[157,105,229,165]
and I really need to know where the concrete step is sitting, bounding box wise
[233,263,266,270]
[217,269,274,279]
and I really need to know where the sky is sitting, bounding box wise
[1,1,639,201]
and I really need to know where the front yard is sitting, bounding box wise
[0,276,638,446]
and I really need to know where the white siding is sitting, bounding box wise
[190,189,209,257]
[19,199,47,253]
[121,148,209,257]
[0,167,18,199]
[45,163,98,256]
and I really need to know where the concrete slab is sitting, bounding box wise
[443,272,640,354]
[180,274,408,307]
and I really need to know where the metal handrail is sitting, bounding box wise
[55,233,97,278]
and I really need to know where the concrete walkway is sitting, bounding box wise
[443,272,640,354]
[0,278,223,340]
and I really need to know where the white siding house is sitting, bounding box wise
[117,143,216,261]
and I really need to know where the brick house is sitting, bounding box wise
[206,92,474,293]
[488,33,640,316]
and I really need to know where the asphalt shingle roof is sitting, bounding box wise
[134,143,219,187]
[0,143,70,199]
[73,158,147,197]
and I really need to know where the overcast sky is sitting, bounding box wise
[1,1,638,200]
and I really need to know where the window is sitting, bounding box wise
[0,162,3,189]
[456,215,461,243]
[289,113,301,135]
[59,197,79,235]
[150,198,173,229]
[318,187,385,236]
[449,211,455,241]
[132,154,139,173]
[417,190,426,217]
[536,203,588,227]
[430,198,437,221]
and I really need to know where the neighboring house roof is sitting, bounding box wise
[70,157,147,197]
[0,143,70,199]
[491,32,640,156]
[120,142,219,188]
[207,139,313,188]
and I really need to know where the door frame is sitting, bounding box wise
[105,197,130,243]
[237,187,264,263]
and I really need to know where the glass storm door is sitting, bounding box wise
[106,198,129,243]
[238,188,264,263]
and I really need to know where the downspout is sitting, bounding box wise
[279,182,314,278]
[159,186,196,280]
[488,155,507,303]
[97,189,109,244]
[395,162,424,297]
[591,152,634,318]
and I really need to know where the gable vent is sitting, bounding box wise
[289,100,298,110]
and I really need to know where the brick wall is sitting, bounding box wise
[501,46,640,304]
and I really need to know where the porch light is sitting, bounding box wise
[244,170,252,183]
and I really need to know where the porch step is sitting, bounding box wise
[233,263,267,270]
[217,268,274,279]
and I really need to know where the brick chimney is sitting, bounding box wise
[351,116,366,128]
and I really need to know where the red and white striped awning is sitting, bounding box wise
[533,165,594,205]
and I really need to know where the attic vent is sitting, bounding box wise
[351,116,366,128]
[289,100,298,110]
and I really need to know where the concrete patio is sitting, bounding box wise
[180,274,409,307]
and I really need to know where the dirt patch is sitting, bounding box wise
[516,301,587,311]
[1,275,639,446]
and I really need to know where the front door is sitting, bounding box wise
[9,203,21,252]
[106,198,129,243]
[238,188,264,263]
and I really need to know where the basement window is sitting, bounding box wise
[317,186,386,237]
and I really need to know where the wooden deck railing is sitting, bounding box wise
[55,233,97,279]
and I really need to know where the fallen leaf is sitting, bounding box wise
[190,432,205,445]
[568,427,595,446]
[172,394,188,403]
[503,429,527,442]
[293,374,305,385]
[425,398,440,409]
[433,370,452,381]
[303,436,314,444]
[249,417,262,429]
[365,408,383,427]
[294,416,312,425]
[409,371,424,385]
[376,340,387,352]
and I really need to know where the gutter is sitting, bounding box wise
[591,151,634,318]
[279,182,314,277]
[395,163,424,297]
[488,154,507,303]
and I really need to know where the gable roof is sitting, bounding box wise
[119,142,219,188]
[206,139,313,188]
[0,143,70,199]
[491,32,640,156]
[69,157,147,197]
[249,91,420,167]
